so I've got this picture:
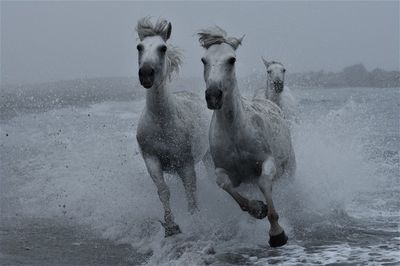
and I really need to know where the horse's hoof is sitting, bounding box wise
[268,231,288,247]
[164,223,181,237]
[247,200,268,219]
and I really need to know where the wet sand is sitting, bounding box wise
[0,218,149,266]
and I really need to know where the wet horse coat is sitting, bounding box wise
[198,26,296,247]
[135,18,210,236]
[253,59,297,122]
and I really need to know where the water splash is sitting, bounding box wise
[2,88,398,264]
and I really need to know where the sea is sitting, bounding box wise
[1,83,399,265]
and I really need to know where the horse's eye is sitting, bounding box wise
[201,58,206,65]
[228,57,236,65]
[282,68,286,73]
[137,44,143,52]
[267,70,272,74]
[159,45,167,53]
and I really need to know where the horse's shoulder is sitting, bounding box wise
[136,111,152,139]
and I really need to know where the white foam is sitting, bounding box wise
[2,93,396,264]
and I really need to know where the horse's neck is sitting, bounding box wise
[266,80,280,105]
[215,82,244,128]
[145,81,174,118]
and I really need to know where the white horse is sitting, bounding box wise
[198,27,296,247]
[135,18,210,237]
[253,59,296,121]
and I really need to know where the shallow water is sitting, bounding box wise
[1,87,399,265]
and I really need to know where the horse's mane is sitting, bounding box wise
[136,17,182,80]
[136,17,169,40]
[197,26,244,50]
[269,61,284,67]
[165,45,182,80]
[262,57,284,69]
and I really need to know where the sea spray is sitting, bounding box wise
[2,88,398,264]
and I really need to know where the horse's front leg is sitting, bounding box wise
[202,150,216,178]
[258,156,288,247]
[177,163,198,214]
[143,154,181,237]
[215,168,268,219]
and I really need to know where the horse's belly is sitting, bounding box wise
[212,150,263,186]
[231,160,262,186]
[158,149,187,172]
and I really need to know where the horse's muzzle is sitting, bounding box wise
[205,88,223,110]
[139,65,155,89]
[274,80,284,93]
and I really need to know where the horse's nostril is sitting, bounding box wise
[139,65,155,77]
[217,90,223,100]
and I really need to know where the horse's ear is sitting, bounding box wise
[262,57,270,69]
[163,22,172,41]
[228,34,245,50]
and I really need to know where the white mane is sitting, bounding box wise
[136,17,170,41]
[267,61,284,68]
[165,45,182,80]
[197,26,244,50]
[136,17,182,80]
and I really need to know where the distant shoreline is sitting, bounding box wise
[2,64,399,89]
[1,77,398,122]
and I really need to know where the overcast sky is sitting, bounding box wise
[1,1,399,84]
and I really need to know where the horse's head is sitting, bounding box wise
[136,17,181,89]
[198,26,244,110]
[262,58,286,94]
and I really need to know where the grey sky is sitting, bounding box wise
[1,1,399,84]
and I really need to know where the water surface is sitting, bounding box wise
[1,87,399,265]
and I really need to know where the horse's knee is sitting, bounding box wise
[202,150,214,169]
[216,175,229,189]
[262,158,276,179]
[215,169,232,189]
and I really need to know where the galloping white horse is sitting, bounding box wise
[135,18,210,237]
[253,59,296,121]
[198,27,296,247]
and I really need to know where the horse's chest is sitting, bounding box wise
[137,121,191,169]
[211,134,263,182]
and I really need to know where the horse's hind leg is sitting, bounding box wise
[143,155,181,237]
[177,163,198,214]
[258,157,288,247]
[215,168,268,219]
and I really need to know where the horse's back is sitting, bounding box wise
[246,97,295,175]
[247,97,283,122]
[253,87,267,101]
